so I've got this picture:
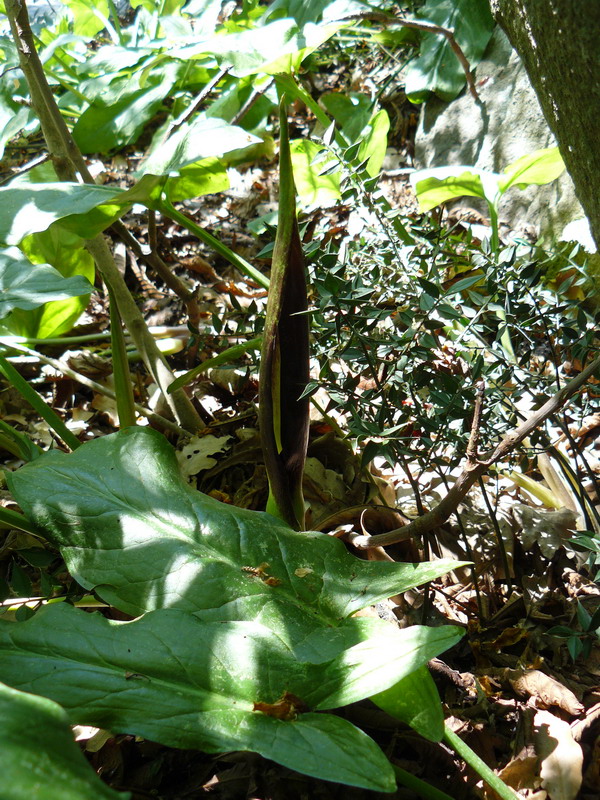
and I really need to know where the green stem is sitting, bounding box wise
[108,287,137,428]
[443,724,519,800]
[106,0,125,45]
[0,506,45,538]
[0,432,21,459]
[168,336,262,393]
[160,201,270,290]
[0,352,81,451]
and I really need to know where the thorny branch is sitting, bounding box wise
[350,353,600,549]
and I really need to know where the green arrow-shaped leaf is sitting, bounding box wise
[0,604,462,792]
[0,247,93,320]
[7,426,465,650]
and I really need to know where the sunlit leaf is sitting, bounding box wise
[404,0,494,103]
[0,246,92,322]
[0,604,461,791]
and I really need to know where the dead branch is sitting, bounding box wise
[352,353,600,549]
[338,10,480,100]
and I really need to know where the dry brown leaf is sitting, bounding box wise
[508,670,584,716]
[484,754,543,800]
[512,505,577,559]
[534,709,583,800]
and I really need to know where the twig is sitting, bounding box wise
[231,78,274,126]
[6,0,203,433]
[163,66,230,139]
[352,353,600,548]
[111,219,202,333]
[2,339,190,437]
[466,380,485,465]
[338,10,480,100]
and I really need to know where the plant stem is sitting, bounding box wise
[160,200,270,290]
[443,724,520,800]
[0,338,189,438]
[108,287,137,428]
[0,352,81,451]
[0,506,45,537]
[392,765,457,800]
[5,0,204,434]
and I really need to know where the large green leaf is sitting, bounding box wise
[5,227,94,339]
[139,115,261,178]
[497,146,565,194]
[0,604,462,792]
[372,667,444,742]
[410,166,501,212]
[320,92,390,177]
[0,681,128,800]
[0,246,92,321]
[290,139,341,208]
[72,80,171,154]
[214,18,343,77]
[0,183,126,246]
[7,427,463,649]
[405,0,495,103]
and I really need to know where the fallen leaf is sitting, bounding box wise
[176,435,232,478]
[534,709,583,800]
[508,670,584,716]
[513,505,577,559]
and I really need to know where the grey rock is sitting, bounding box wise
[414,27,592,248]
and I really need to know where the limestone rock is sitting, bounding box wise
[414,27,592,247]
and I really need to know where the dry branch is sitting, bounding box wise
[351,353,600,549]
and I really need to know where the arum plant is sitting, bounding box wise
[410,146,565,251]
[259,100,310,531]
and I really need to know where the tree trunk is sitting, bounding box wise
[491,1,600,249]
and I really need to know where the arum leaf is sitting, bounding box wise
[0,183,127,245]
[498,146,565,194]
[72,76,176,154]
[0,247,92,320]
[214,19,343,77]
[371,666,444,742]
[0,681,128,800]
[410,166,501,211]
[404,0,494,103]
[0,604,462,792]
[290,139,341,207]
[139,116,261,178]
[5,227,95,339]
[7,426,464,651]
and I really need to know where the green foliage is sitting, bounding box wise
[0,1,596,796]
[0,246,91,321]
[410,147,566,250]
[405,0,495,102]
[0,682,128,800]
[547,600,600,661]
[2,427,464,791]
